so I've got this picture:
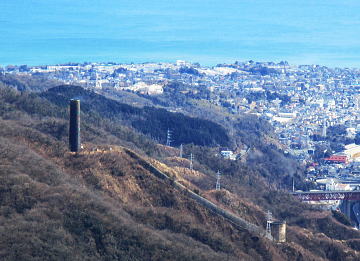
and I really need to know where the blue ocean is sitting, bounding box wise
[1,0,360,67]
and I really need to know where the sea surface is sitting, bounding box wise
[1,0,360,67]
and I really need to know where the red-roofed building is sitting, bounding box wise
[324,155,348,164]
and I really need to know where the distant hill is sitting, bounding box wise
[0,73,60,92]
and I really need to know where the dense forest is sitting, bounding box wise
[0,76,359,260]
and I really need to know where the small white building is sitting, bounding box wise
[220,150,237,160]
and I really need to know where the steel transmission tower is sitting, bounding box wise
[322,120,327,137]
[95,72,101,89]
[166,129,172,146]
[292,177,295,192]
[190,153,193,170]
[266,210,273,235]
[216,170,221,190]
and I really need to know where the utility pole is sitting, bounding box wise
[166,129,172,147]
[216,170,221,191]
[179,144,183,158]
[292,178,295,192]
[190,153,193,170]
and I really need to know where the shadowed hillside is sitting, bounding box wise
[40,85,231,147]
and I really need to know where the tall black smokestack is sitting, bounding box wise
[69,99,81,152]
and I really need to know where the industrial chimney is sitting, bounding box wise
[271,221,287,243]
[69,99,81,152]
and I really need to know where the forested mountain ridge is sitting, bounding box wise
[40,85,231,147]
[0,78,359,260]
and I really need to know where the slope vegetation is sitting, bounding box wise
[40,85,230,147]
[0,80,359,260]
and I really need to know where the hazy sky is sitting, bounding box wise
[1,0,360,67]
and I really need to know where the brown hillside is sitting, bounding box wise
[0,82,360,260]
